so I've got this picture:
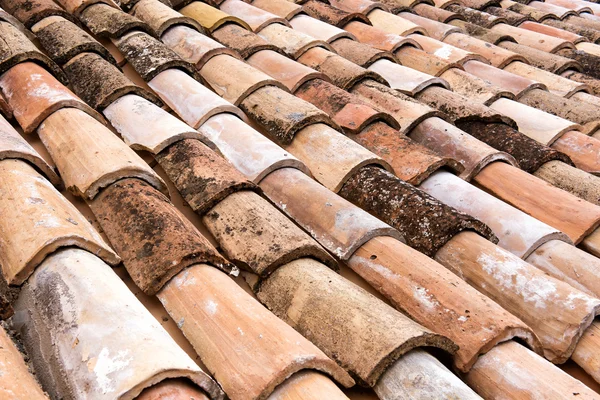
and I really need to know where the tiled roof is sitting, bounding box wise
[1,0,600,399]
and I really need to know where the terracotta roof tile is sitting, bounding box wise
[257,22,334,59]
[251,0,304,21]
[330,37,396,68]
[220,0,291,32]
[211,22,282,58]
[179,1,250,32]
[80,2,156,37]
[132,0,204,36]
[302,0,371,27]
[0,0,77,27]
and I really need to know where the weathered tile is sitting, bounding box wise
[551,130,600,174]
[179,1,251,32]
[0,159,119,285]
[473,161,600,244]
[379,0,425,12]
[260,168,403,260]
[344,20,418,53]
[156,138,257,215]
[14,248,223,400]
[543,18,600,44]
[64,52,161,110]
[456,121,572,173]
[443,32,526,68]
[330,37,396,68]
[252,0,304,20]
[137,380,210,400]
[409,117,517,181]
[394,46,458,77]
[449,19,514,44]
[351,79,445,134]
[289,14,356,43]
[258,22,333,59]
[484,5,532,25]
[542,0,593,13]
[0,89,11,119]
[0,21,67,84]
[162,25,239,68]
[503,1,557,22]
[414,3,462,23]
[240,85,337,145]
[211,23,282,59]
[408,34,487,66]
[490,97,581,145]
[534,160,600,207]
[455,0,498,9]
[340,165,496,256]
[200,54,288,105]
[158,264,354,400]
[220,0,290,32]
[132,0,204,37]
[462,60,546,98]
[257,258,457,386]
[499,40,581,74]
[559,46,600,80]
[295,78,400,134]
[302,0,371,27]
[247,49,327,92]
[368,9,427,36]
[491,22,576,53]
[0,327,48,399]
[353,121,464,184]
[436,231,600,363]
[54,0,120,17]
[268,371,349,400]
[80,3,155,38]
[37,108,167,199]
[528,2,578,21]
[503,61,588,97]
[368,59,450,96]
[420,171,571,258]
[198,113,310,183]
[349,236,540,371]
[115,31,199,82]
[440,67,514,105]
[416,85,518,127]
[398,12,460,41]
[0,0,77,28]
[149,68,243,128]
[0,62,102,133]
[204,190,337,277]
[32,16,116,66]
[103,94,206,154]
[298,46,387,89]
[121,0,172,12]
[284,123,392,192]
[89,178,233,295]
[0,114,60,186]
[328,0,389,14]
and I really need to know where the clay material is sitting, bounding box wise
[473,161,600,244]
[408,34,487,66]
[80,3,155,38]
[328,0,389,14]
[302,0,371,26]
[298,46,387,89]
[503,61,587,98]
[204,190,337,277]
[443,32,526,68]
[32,17,116,66]
[260,168,403,259]
[268,371,350,400]
[0,21,67,82]
[331,37,396,68]
[456,121,573,173]
[155,138,257,215]
[148,68,244,129]
[137,379,210,400]
[349,236,540,372]
[289,14,356,43]
[0,159,119,285]
[64,52,160,110]
[491,23,575,53]
[440,67,513,105]
[369,59,450,96]
[14,248,223,400]
[534,160,600,206]
[200,54,288,105]
[340,165,496,256]
[132,0,204,37]
[0,0,76,27]
[158,264,354,400]
[344,21,419,53]
[257,259,457,386]
[295,78,399,134]
[162,25,239,68]
[462,61,545,99]
[557,47,600,80]
[198,113,309,183]
[220,0,290,32]
[247,50,327,92]
[499,40,581,74]
[239,85,336,145]
[89,178,233,295]
[115,31,199,82]
[409,117,517,181]
[212,23,282,59]
[399,11,461,41]
[103,94,206,154]
[0,62,102,133]
[437,231,600,363]
[252,0,304,20]
[179,1,251,32]
[258,23,333,59]
[368,9,427,36]
[54,0,120,17]
[0,113,60,186]
[551,130,600,175]
[37,108,167,199]
[420,171,571,259]
[393,46,458,77]
[490,97,580,145]
[354,121,463,184]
